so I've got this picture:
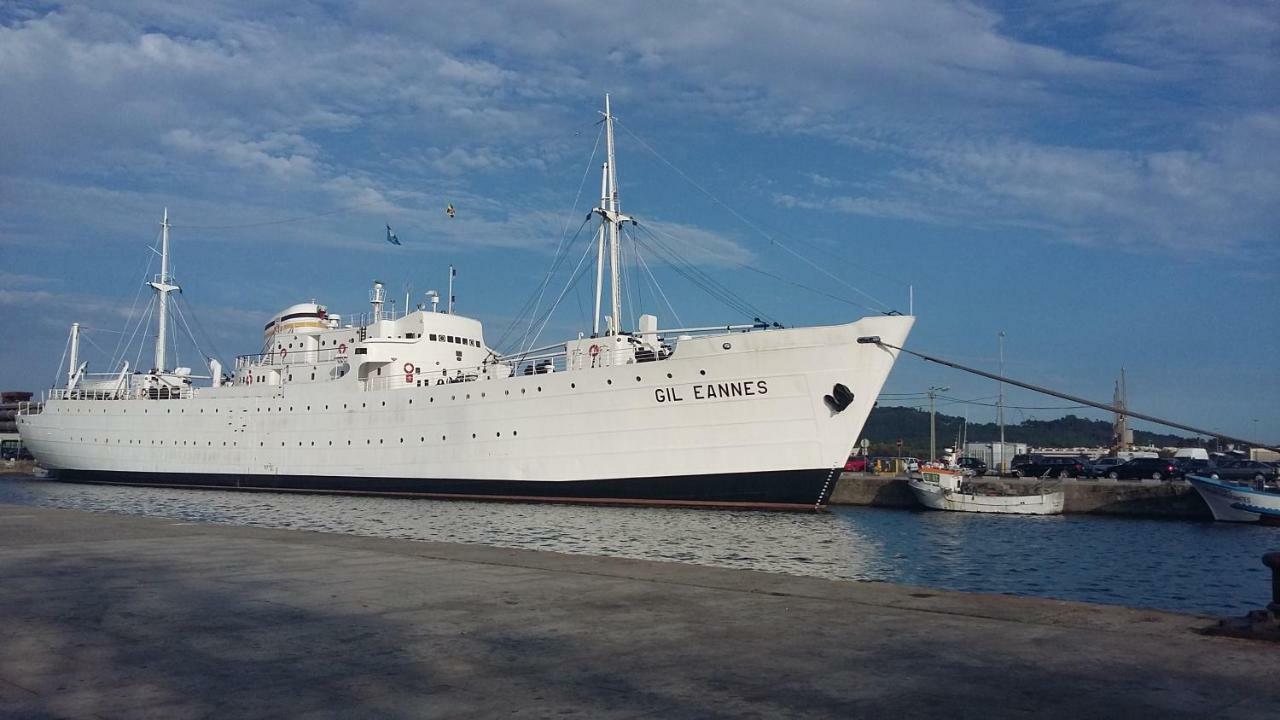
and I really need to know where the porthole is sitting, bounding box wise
[537,386,542,392]
[367,440,371,445]
[570,383,576,389]
[399,438,403,443]
[379,439,383,444]
[666,373,673,379]
[496,432,501,437]
[505,390,509,395]
[471,433,476,439]
[409,399,413,405]
[521,388,526,394]
[606,379,612,385]
[635,376,641,382]
[442,435,447,441]
[700,370,707,376]
[466,394,470,400]
[381,401,385,407]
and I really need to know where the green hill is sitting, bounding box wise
[858,405,1206,459]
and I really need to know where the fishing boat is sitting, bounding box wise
[14,96,914,510]
[1187,475,1280,524]
[908,465,1064,515]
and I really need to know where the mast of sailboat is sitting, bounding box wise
[148,208,180,373]
[593,94,632,336]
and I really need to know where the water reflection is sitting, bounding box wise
[0,476,1273,616]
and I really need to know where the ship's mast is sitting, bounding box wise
[592,94,632,335]
[147,209,181,373]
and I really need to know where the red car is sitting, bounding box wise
[843,456,868,472]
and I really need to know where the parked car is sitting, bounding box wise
[843,455,868,472]
[1199,460,1278,483]
[1085,457,1127,478]
[1172,458,1212,476]
[1104,457,1182,480]
[1010,456,1086,478]
[0,446,33,461]
[957,457,988,476]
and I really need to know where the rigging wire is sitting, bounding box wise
[111,228,161,364]
[615,119,899,313]
[634,240,683,326]
[52,331,70,390]
[517,233,600,358]
[632,223,773,322]
[520,124,604,352]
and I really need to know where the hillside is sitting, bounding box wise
[859,405,1205,458]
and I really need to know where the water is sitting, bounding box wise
[1,475,1274,616]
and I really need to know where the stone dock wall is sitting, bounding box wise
[830,474,1212,519]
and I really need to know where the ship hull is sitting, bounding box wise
[55,467,837,510]
[20,316,913,510]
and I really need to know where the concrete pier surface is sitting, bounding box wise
[1,505,1276,719]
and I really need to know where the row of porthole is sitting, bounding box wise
[56,368,713,415]
[72,432,519,446]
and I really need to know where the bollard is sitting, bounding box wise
[1264,552,1280,615]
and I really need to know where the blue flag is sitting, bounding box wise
[385,224,401,246]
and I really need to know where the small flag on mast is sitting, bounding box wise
[385,224,401,246]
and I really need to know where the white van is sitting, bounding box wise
[1173,448,1209,461]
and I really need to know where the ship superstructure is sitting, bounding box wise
[17,97,913,509]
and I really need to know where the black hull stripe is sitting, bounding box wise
[54,468,837,511]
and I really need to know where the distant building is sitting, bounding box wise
[964,442,1027,469]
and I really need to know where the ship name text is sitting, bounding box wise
[654,380,768,404]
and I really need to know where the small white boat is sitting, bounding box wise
[1187,474,1280,524]
[908,466,1064,515]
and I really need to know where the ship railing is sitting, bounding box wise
[16,400,42,416]
[46,385,198,401]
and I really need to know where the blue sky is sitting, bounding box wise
[1,1,1277,442]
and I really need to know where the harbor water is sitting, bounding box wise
[0,475,1273,616]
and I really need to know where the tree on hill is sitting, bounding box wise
[856,405,1206,458]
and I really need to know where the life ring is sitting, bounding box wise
[589,344,600,356]
[403,362,415,374]
[337,343,347,356]
[280,348,288,358]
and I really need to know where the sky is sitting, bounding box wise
[1,1,1277,443]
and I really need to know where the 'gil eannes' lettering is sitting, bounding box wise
[655,380,768,404]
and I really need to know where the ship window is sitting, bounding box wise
[407,333,416,339]
[471,433,476,439]
[355,348,367,355]
[513,430,518,436]
[430,334,437,341]
[311,373,315,380]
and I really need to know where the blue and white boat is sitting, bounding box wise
[1187,474,1280,524]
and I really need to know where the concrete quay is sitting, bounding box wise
[2,505,1277,718]
[831,474,1212,518]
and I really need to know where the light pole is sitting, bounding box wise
[998,330,1006,473]
[927,385,950,462]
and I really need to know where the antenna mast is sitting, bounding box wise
[592,94,633,335]
[147,209,181,373]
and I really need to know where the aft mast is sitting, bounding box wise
[147,209,181,373]
[592,94,633,336]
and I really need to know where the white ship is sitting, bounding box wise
[16,97,913,510]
